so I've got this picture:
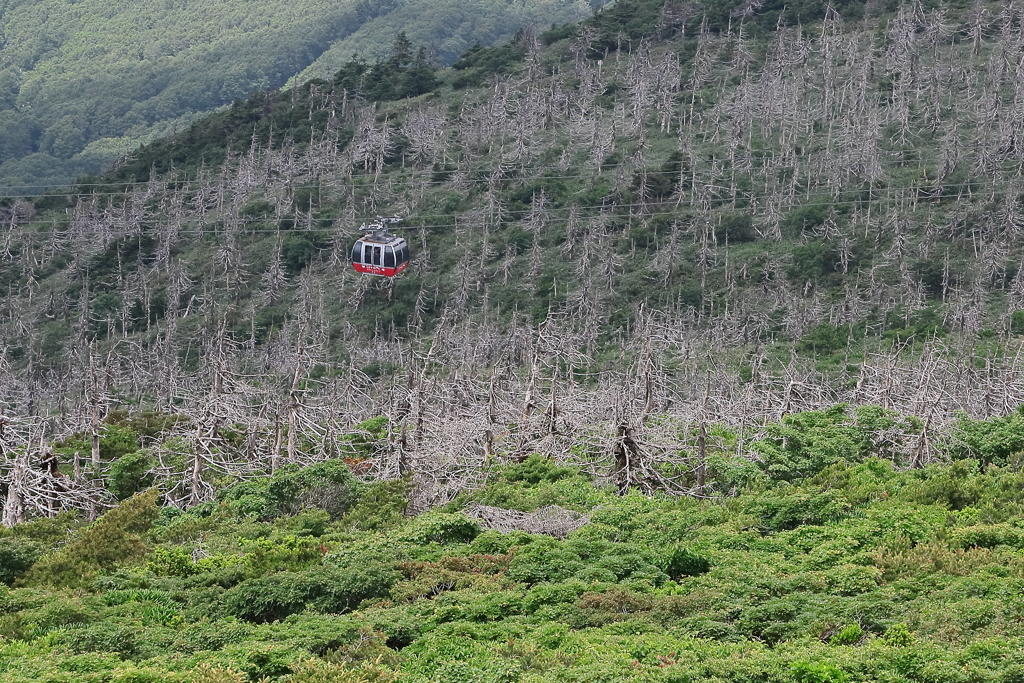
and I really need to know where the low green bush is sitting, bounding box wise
[216,461,363,521]
[661,545,712,580]
[397,513,480,546]
[20,490,160,588]
[47,622,142,658]
[757,489,853,531]
[222,564,400,623]
[339,477,413,531]
[791,660,848,683]
[107,451,156,501]
[0,538,44,585]
[829,623,864,645]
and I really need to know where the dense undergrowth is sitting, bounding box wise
[4,406,1024,682]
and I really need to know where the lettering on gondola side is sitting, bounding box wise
[353,261,409,277]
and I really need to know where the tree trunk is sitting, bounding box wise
[2,451,27,528]
[613,423,639,495]
[91,400,101,466]
[695,421,707,491]
[271,414,283,473]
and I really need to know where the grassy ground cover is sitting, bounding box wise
[3,407,1024,682]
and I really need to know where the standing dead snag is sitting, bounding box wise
[89,348,102,467]
[286,339,307,466]
[612,422,642,495]
[1,420,26,527]
[1,419,112,526]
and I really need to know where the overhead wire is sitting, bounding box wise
[0,138,1021,236]
[0,126,1020,195]
[0,187,1013,238]
[0,142,1017,198]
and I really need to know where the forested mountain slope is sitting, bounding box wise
[4,0,1024,492]
[4,0,1024,680]
[0,0,592,191]
[5,0,1024,481]
[288,0,595,85]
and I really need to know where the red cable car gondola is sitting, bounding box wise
[350,216,410,277]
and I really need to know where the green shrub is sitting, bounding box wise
[950,523,1024,549]
[790,661,848,683]
[883,622,915,646]
[302,564,401,613]
[398,513,480,546]
[217,461,362,521]
[829,623,863,645]
[363,606,426,650]
[756,489,852,531]
[0,538,44,585]
[706,451,766,492]
[53,424,141,464]
[148,547,199,577]
[752,406,863,481]
[506,538,585,585]
[219,642,296,679]
[222,564,400,623]
[340,416,390,460]
[339,477,413,531]
[221,572,308,623]
[173,619,256,654]
[908,460,986,510]
[660,545,711,580]
[190,663,247,683]
[20,490,159,588]
[100,425,142,461]
[497,454,581,486]
[950,407,1024,467]
[104,589,176,608]
[107,451,155,501]
[715,212,756,244]
[1011,310,1024,335]
[254,613,365,656]
[280,657,397,683]
[799,324,850,354]
[591,550,667,584]
[522,580,589,612]
[781,203,830,236]
[468,530,534,555]
[241,535,323,574]
[1,511,84,544]
[581,0,673,53]
[0,593,95,640]
[279,509,332,537]
[47,622,141,657]
[239,199,275,218]
[451,39,527,89]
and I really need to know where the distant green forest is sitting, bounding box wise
[0,0,592,191]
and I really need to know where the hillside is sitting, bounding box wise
[6,0,1024,457]
[5,0,1024,678]
[1,0,1024,473]
[0,0,592,191]
[3,0,1023,415]
[4,427,1024,682]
